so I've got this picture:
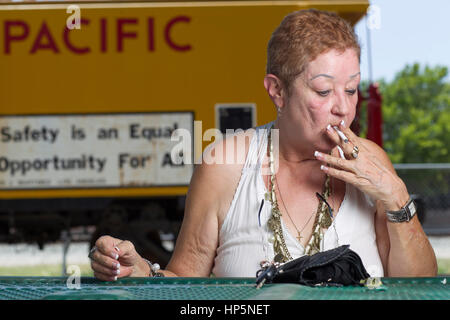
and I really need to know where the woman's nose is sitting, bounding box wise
[331,92,352,116]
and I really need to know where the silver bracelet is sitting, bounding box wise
[143,258,164,277]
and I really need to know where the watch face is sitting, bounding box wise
[408,201,416,216]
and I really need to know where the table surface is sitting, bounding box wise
[0,276,448,300]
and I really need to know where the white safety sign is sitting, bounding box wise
[0,112,193,189]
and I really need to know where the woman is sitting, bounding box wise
[89,9,437,280]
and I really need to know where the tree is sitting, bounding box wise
[360,63,450,164]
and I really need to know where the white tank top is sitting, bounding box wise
[212,121,384,278]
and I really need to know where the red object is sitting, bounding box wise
[366,83,383,147]
[350,88,363,136]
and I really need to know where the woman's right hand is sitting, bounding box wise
[89,235,150,281]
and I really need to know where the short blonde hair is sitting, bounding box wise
[266,9,361,94]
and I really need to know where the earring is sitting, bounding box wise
[277,106,282,117]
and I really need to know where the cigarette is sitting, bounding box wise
[337,146,346,159]
[333,126,349,143]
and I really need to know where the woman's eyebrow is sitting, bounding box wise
[309,73,334,81]
[309,72,360,81]
[349,72,361,79]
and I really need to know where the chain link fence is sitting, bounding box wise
[394,164,450,235]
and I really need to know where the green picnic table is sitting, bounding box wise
[0,276,448,300]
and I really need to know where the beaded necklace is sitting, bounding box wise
[265,125,332,263]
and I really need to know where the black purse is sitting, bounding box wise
[256,245,370,288]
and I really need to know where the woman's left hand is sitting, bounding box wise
[314,121,410,212]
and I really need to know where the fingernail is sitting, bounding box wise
[114,262,120,269]
[115,268,121,275]
[320,165,328,171]
[314,151,321,157]
[113,276,117,281]
[112,252,119,260]
[326,124,332,131]
[340,120,345,127]
[114,246,120,252]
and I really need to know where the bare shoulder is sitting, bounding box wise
[192,128,257,215]
[357,137,395,173]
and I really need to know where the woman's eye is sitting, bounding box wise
[346,89,357,96]
[316,90,330,97]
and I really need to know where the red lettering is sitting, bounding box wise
[4,20,29,54]
[63,19,90,54]
[100,18,107,53]
[117,18,137,52]
[30,22,59,54]
[165,16,191,52]
[148,18,155,52]
[4,16,193,55]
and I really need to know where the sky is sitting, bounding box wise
[354,0,450,83]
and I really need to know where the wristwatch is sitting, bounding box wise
[386,197,417,223]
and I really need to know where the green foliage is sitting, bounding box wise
[437,259,450,276]
[373,63,450,163]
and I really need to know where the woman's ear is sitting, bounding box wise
[263,74,285,109]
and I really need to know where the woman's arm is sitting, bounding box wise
[90,131,251,280]
[315,122,437,277]
[367,141,438,277]
[90,159,225,279]
[164,161,223,277]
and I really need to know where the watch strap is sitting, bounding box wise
[386,197,416,223]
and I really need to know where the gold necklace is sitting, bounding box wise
[275,174,316,243]
[265,124,332,262]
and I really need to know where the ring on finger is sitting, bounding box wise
[88,246,97,259]
[351,145,359,159]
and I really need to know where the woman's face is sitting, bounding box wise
[282,48,360,152]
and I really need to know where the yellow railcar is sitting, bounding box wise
[0,0,368,265]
